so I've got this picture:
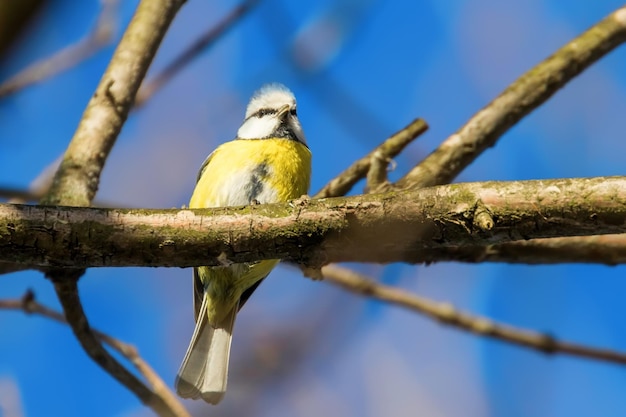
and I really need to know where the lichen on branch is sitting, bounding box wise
[2,176,625,269]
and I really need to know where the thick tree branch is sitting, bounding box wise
[41,0,186,207]
[0,159,61,275]
[1,177,625,269]
[322,265,626,365]
[10,234,622,272]
[396,6,626,189]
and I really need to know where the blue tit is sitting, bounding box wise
[175,84,312,404]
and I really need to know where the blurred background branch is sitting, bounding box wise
[135,0,259,107]
[0,0,45,58]
[322,265,626,365]
[0,0,117,98]
[0,0,258,204]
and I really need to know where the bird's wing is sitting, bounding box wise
[195,149,217,183]
[192,267,203,322]
[192,146,219,321]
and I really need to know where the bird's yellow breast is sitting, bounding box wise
[190,138,311,209]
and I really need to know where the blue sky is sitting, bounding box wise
[1,1,626,416]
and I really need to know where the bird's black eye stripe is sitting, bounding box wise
[249,107,298,119]
[254,108,277,118]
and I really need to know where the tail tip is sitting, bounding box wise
[175,376,226,405]
[174,376,200,400]
[201,391,225,405]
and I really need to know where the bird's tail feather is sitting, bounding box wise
[175,296,237,405]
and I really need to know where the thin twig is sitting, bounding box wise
[0,0,118,98]
[0,185,122,207]
[7,156,61,204]
[50,277,165,410]
[322,264,626,365]
[134,0,258,107]
[364,148,394,193]
[0,187,43,202]
[396,6,626,189]
[0,290,191,417]
[315,118,428,198]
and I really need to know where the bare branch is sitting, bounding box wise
[0,290,191,417]
[315,118,428,198]
[364,147,395,194]
[0,187,42,202]
[2,176,626,269]
[0,0,117,98]
[396,6,626,189]
[41,0,185,206]
[51,276,169,412]
[322,264,626,365]
[135,0,258,107]
[37,1,188,416]
[9,234,626,274]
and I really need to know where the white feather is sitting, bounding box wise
[237,83,307,145]
[237,115,283,141]
[245,83,296,118]
[175,296,237,404]
[208,165,279,207]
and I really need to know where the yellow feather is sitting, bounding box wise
[191,138,311,208]
[188,137,311,324]
[176,84,311,404]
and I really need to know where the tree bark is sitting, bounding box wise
[2,176,625,269]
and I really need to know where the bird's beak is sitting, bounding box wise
[277,104,291,119]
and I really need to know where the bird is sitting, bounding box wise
[175,83,312,405]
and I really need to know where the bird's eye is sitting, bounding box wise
[290,108,297,116]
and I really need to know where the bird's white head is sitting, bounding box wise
[237,83,307,145]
